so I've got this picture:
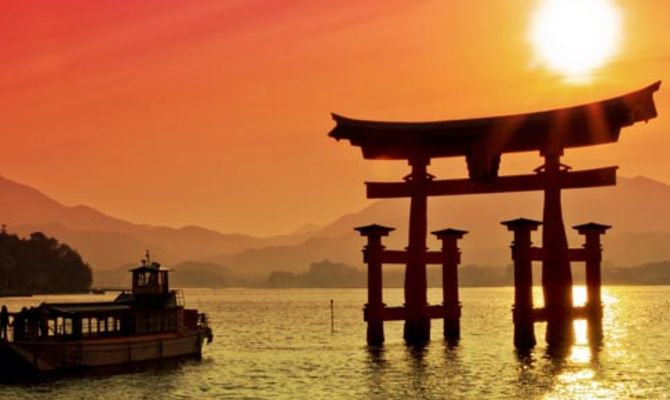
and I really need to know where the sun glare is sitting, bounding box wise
[529,0,622,83]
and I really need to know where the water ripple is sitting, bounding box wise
[0,286,669,399]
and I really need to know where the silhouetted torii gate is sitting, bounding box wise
[329,81,660,347]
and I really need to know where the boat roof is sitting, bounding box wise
[329,81,661,160]
[129,265,172,272]
[43,302,132,315]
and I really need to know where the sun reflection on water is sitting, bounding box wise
[541,286,626,399]
[572,285,587,307]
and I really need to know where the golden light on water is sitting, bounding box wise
[572,286,587,308]
[529,0,622,83]
[571,287,589,363]
[541,287,621,399]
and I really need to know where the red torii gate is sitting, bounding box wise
[329,81,660,347]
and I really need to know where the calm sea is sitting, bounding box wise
[0,286,668,399]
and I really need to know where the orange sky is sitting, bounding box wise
[1,0,669,236]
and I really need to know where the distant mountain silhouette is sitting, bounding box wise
[2,174,670,278]
[209,176,670,273]
[0,175,271,269]
[94,261,244,288]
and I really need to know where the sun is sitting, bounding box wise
[529,0,622,83]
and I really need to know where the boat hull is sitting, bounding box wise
[0,330,205,378]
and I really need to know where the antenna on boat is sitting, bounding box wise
[144,249,161,269]
[141,249,153,267]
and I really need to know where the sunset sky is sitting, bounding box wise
[1,0,669,236]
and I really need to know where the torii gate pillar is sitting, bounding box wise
[356,224,394,346]
[404,157,431,344]
[541,152,575,347]
[574,222,611,344]
[433,228,468,342]
[502,218,542,349]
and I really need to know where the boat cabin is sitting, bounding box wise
[131,261,170,295]
[8,258,203,343]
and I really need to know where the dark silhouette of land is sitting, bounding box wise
[90,257,670,289]
[4,173,670,280]
[267,260,363,288]
[0,227,92,294]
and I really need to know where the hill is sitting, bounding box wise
[0,175,286,269]
[94,261,244,288]
[0,230,92,293]
[2,173,670,282]
[210,176,670,273]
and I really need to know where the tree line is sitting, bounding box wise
[0,227,92,293]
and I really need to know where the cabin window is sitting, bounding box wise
[107,317,115,332]
[158,272,166,287]
[37,318,46,338]
[64,318,72,336]
[48,319,56,337]
[137,271,157,287]
[116,318,121,332]
[82,318,89,335]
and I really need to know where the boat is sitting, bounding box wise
[0,255,213,379]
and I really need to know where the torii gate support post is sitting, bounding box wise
[355,224,395,346]
[502,218,542,349]
[541,152,575,348]
[432,228,467,342]
[574,222,611,344]
[404,157,431,344]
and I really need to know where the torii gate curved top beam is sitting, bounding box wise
[329,81,660,162]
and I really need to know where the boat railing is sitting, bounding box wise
[197,313,209,327]
[175,290,185,307]
[197,313,213,344]
[2,324,13,343]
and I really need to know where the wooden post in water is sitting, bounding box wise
[330,299,335,334]
[403,157,431,345]
[502,218,542,349]
[432,228,467,342]
[573,222,610,344]
[540,152,575,348]
[355,224,394,345]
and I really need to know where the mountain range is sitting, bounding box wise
[1,174,669,284]
[0,175,312,270]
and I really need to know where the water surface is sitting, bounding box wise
[0,286,668,399]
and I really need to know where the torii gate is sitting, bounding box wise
[329,81,660,347]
